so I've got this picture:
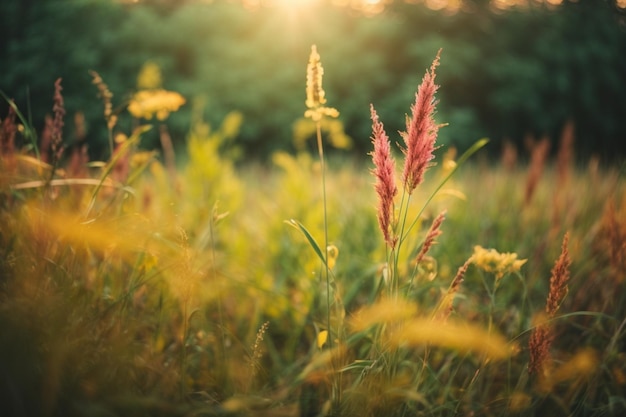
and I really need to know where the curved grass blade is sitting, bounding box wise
[400,138,489,245]
[285,219,327,266]
[85,125,151,216]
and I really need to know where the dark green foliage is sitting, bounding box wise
[1,0,626,161]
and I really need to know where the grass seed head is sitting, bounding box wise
[89,70,117,131]
[51,78,65,161]
[414,210,446,267]
[546,232,571,317]
[528,318,553,376]
[370,104,398,248]
[436,257,470,322]
[401,49,441,194]
[304,45,339,122]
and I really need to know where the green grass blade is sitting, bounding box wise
[85,125,151,216]
[401,138,489,244]
[286,219,327,266]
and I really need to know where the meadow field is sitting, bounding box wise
[1,48,625,417]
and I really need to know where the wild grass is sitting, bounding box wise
[1,48,626,417]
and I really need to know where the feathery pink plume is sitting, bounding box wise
[370,104,398,248]
[401,50,441,194]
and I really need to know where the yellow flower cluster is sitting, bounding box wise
[128,89,186,121]
[472,245,527,279]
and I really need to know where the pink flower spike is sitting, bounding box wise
[370,104,398,248]
[402,50,441,194]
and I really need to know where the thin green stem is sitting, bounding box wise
[399,139,489,248]
[180,299,188,401]
[210,209,229,393]
[315,121,331,349]
[316,121,343,416]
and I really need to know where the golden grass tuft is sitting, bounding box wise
[389,319,515,360]
[348,298,418,332]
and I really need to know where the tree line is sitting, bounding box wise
[1,0,625,161]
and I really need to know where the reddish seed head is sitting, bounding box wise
[415,210,446,267]
[546,232,571,317]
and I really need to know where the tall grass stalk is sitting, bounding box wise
[371,50,443,300]
[316,120,331,351]
[304,44,341,415]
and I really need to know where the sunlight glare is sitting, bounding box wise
[242,0,318,10]
[275,0,317,7]
[331,0,388,15]
[423,0,462,12]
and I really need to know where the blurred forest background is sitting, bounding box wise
[1,0,625,162]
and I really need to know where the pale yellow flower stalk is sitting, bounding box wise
[302,45,339,353]
[305,45,339,122]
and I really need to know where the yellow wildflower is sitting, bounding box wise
[327,244,339,270]
[317,330,328,349]
[128,89,186,121]
[472,245,527,279]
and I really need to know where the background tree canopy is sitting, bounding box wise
[1,0,625,162]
